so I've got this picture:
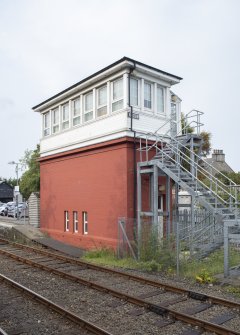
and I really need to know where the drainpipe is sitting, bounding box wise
[128,62,136,219]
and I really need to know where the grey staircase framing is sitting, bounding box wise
[136,110,240,258]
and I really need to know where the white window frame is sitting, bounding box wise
[130,77,139,107]
[83,211,88,235]
[64,211,69,232]
[73,211,78,233]
[72,97,81,127]
[112,77,123,112]
[43,111,51,137]
[144,81,153,110]
[52,107,60,134]
[84,91,93,122]
[156,85,165,114]
[61,102,70,130]
[97,85,108,118]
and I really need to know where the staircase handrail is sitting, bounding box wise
[170,136,239,189]
[138,109,204,156]
[182,109,204,135]
[156,138,239,206]
[155,142,231,205]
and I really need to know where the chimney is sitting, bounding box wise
[212,149,225,162]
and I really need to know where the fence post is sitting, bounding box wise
[224,222,229,278]
[176,221,180,276]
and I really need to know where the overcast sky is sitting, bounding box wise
[0,0,239,179]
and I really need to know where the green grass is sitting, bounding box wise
[83,246,240,282]
[83,248,163,272]
[179,247,240,280]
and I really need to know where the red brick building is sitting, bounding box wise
[33,57,182,249]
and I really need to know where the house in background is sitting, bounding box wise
[202,149,235,175]
[33,57,182,249]
[0,181,13,203]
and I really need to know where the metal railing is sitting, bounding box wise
[138,111,239,216]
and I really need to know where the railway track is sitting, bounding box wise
[0,238,240,334]
[0,273,110,335]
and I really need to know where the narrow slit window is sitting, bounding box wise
[73,211,78,233]
[64,211,69,232]
[83,211,88,235]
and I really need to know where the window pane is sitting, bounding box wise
[62,121,69,130]
[97,106,107,117]
[84,111,93,122]
[98,86,107,106]
[73,116,81,126]
[44,112,50,136]
[73,98,80,116]
[85,92,93,111]
[144,83,152,109]
[112,100,123,112]
[113,78,123,100]
[62,103,69,121]
[44,112,50,128]
[157,86,164,113]
[53,108,59,124]
[130,78,138,106]
[53,125,59,133]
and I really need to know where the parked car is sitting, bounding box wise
[0,203,8,216]
[5,202,15,216]
[8,202,28,218]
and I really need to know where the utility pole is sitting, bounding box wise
[8,161,23,220]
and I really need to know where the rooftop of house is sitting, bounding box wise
[203,149,234,174]
[33,56,182,112]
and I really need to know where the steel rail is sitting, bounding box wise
[0,273,112,335]
[0,327,8,335]
[0,238,239,309]
[0,244,239,334]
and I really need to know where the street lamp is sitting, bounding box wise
[8,161,23,220]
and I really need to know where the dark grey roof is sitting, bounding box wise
[32,56,182,110]
[203,158,234,174]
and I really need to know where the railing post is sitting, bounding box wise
[146,137,148,162]
[137,163,142,260]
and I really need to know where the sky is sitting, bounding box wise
[0,0,239,179]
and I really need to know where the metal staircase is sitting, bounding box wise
[137,110,240,258]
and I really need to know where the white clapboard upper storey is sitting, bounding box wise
[33,57,182,157]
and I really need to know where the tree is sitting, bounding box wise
[19,145,40,199]
[0,177,18,187]
[200,131,211,157]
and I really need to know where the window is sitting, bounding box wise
[157,85,164,114]
[64,211,69,232]
[144,82,152,109]
[62,103,70,130]
[97,85,107,117]
[72,98,81,126]
[52,107,60,133]
[83,211,88,234]
[84,92,93,122]
[43,111,50,136]
[130,78,138,106]
[112,78,123,112]
[73,211,78,233]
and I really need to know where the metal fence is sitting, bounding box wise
[118,209,223,273]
